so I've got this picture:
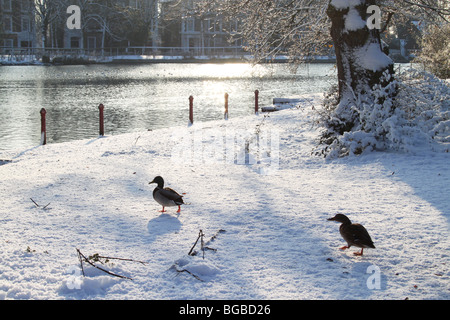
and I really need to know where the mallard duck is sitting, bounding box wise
[149,176,184,213]
[328,214,375,256]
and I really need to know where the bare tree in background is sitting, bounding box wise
[114,0,160,47]
[416,23,450,79]
[35,0,62,49]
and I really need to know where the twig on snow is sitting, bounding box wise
[77,248,85,277]
[205,229,226,246]
[30,198,51,209]
[88,253,148,265]
[188,230,205,257]
[188,229,225,258]
[30,198,39,207]
[173,267,204,282]
[172,229,226,282]
[76,249,135,280]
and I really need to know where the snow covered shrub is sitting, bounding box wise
[394,68,449,146]
[316,68,449,158]
[316,70,397,157]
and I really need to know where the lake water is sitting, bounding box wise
[0,63,336,151]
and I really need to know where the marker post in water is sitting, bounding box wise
[189,96,194,125]
[224,93,229,120]
[255,90,259,114]
[40,108,46,145]
[98,104,105,136]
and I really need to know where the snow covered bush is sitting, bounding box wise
[316,67,449,158]
[394,68,450,145]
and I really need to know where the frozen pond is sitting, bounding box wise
[0,63,336,151]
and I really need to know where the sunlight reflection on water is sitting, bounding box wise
[0,63,336,151]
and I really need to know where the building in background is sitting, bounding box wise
[0,0,36,51]
[160,0,242,56]
[1,0,242,59]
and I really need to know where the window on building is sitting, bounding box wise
[21,16,30,32]
[229,20,239,33]
[3,0,12,11]
[213,19,222,33]
[70,37,80,48]
[87,37,96,50]
[20,41,31,48]
[204,19,211,33]
[4,39,14,48]
[186,19,195,32]
[3,16,13,32]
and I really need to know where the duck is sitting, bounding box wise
[149,176,184,213]
[328,214,375,256]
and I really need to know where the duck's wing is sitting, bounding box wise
[162,187,184,203]
[349,224,375,248]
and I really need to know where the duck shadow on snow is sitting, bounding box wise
[147,213,181,241]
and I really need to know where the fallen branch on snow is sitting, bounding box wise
[30,198,50,209]
[171,266,205,282]
[76,248,147,280]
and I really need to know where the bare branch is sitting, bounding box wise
[76,249,134,280]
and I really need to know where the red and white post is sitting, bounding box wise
[224,93,229,120]
[98,104,105,136]
[189,96,194,125]
[254,90,259,114]
[40,108,46,145]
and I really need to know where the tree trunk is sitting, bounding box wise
[326,0,394,134]
[41,22,48,49]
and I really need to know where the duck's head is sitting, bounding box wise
[149,176,164,188]
[328,214,351,224]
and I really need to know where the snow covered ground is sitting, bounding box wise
[0,95,449,300]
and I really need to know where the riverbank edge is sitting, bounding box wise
[1,55,337,66]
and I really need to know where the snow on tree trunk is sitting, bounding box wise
[326,0,395,135]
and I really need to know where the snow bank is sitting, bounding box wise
[0,94,449,300]
[0,55,43,66]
